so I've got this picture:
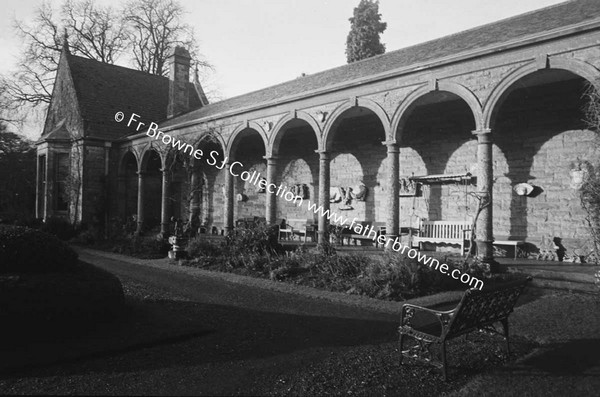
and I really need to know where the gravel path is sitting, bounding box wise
[1,248,592,396]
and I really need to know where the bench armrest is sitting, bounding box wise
[400,303,456,329]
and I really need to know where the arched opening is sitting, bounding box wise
[229,129,267,222]
[395,91,477,234]
[118,151,138,224]
[189,138,226,233]
[490,68,594,252]
[272,118,319,222]
[140,149,163,232]
[326,106,387,228]
[165,151,187,223]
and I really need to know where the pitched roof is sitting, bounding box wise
[65,54,202,140]
[160,0,600,129]
[43,119,71,142]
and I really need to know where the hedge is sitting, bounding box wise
[0,225,79,273]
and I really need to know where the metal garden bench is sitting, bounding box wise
[398,276,531,380]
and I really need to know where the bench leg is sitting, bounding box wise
[501,319,510,356]
[441,340,448,381]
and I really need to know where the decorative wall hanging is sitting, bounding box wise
[330,186,345,203]
[236,193,248,202]
[351,181,367,201]
[339,186,354,210]
[513,183,534,196]
[399,177,418,196]
[316,110,328,123]
[257,178,267,193]
[291,183,308,199]
[569,161,589,190]
[410,173,474,185]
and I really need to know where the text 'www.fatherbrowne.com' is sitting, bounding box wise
[114,111,485,290]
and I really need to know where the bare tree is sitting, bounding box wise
[7,0,130,107]
[0,78,23,127]
[62,0,129,64]
[124,0,211,77]
[9,1,63,106]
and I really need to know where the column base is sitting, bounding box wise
[475,239,500,274]
[317,230,330,245]
[160,223,170,239]
[384,234,399,251]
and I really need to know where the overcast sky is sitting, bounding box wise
[0,0,566,136]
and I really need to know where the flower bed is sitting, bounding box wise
[180,225,490,301]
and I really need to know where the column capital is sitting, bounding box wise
[263,155,279,163]
[315,150,330,160]
[383,140,399,153]
[471,128,492,136]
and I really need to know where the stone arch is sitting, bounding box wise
[118,149,139,175]
[391,81,484,142]
[139,147,164,172]
[322,97,391,151]
[117,150,140,220]
[269,110,322,157]
[483,57,600,129]
[227,121,268,159]
[486,58,599,251]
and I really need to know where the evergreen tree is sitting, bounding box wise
[346,0,387,63]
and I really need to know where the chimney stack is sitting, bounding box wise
[167,46,191,118]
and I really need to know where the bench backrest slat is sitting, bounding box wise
[446,278,530,338]
[287,219,308,229]
[419,220,472,239]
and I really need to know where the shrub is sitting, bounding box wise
[130,235,170,259]
[225,223,282,256]
[579,163,600,263]
[186,236,224,258]
[109,234,170,259]
[41,216,76,240]
[0,225,79,273]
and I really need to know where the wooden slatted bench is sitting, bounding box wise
[411,220,472,255]
[493,239,526,260]
[398,276,531,380]
[279,218,310,242]
[343,221,386,247]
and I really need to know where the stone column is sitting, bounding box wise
[385,141,400,249]
[160,169,170,237]
[473,128,494,263]
[117,175,127,218]
[317,150,330,244]
[135,171,145,235]
[224,162,234,235]
[189,169,201,223]
[265,156,278,225]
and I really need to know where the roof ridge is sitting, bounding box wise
[199,0,579,109]
[66,53,169,81]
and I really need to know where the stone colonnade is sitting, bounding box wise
[128,56,600,264]
[128,120,498,266]
[129,126,496,265]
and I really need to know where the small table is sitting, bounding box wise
[493,240,526,260]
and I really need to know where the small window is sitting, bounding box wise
[54,153,69,211]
